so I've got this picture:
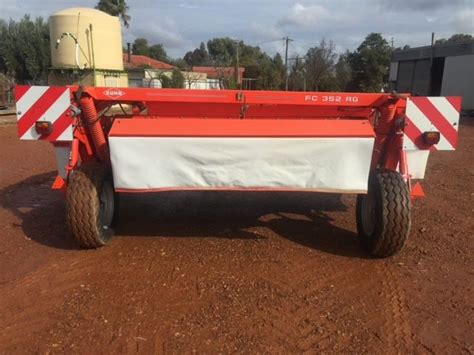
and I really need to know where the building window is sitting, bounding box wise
[104,76,119,87]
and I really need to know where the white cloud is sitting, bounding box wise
[447,9,474,34]
[379,0,466,11]
[0,0,472,58]
[179,3,199,9]
[278,3,332,27]
[247,22,282,42]
[131,18,187,49]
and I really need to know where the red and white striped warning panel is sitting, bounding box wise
[15,86,73,142]
[404,96,462,151]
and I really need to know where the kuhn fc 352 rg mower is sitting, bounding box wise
[15,86,462,257]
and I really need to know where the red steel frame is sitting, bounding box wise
[55,86,411,193]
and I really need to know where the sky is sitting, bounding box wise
[1,0,473,58]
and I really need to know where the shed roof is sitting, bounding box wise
[392,40,474,62]
[123,54,175,70]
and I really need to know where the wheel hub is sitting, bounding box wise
[99,182,114,228]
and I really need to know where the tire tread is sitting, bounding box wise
[357,169,411,258]
[66,164,112,249]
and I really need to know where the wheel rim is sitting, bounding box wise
[361,191,376,236]
[99,181,114,228]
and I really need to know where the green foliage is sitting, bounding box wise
[132,38,150,56]
[157,69,185,89]
[0,15,50,84]
[435,33,473,45]
[132,38,169,62]
[184,38,287,90]
[288,41,348,92]
[207,37,236,65]
[249,53,285,90]
[304,39,338,91]
[347,33,392,92]
[288,56,306,91]
[334,53,352,92]
[184,42,210,67]
[172,58,188,70]
[95,0,131,28]
[149,44,167,62]
[170,68,185,88]
[156,74,171,88]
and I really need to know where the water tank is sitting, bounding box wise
[49,7,124,71]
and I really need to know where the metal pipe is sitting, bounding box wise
[68,137,80,172]
[55,32,85,70]
[89,24,96,86]
[399,148,409,179]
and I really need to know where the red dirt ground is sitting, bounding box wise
[0,117,473,353]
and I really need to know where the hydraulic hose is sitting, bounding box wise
[376,104,397,135]
[79,94,109,162]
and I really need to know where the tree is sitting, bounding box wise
[347,33,392,92]
[435,33,473,45]
[202,37,286,90]
[304,39,337,91]
[131,39,168,61]
[334,53,352,92]
[184,42,210,67]
[207,37,235,65]
[182,37,289,90]
[288,56,306,91]
[170,68,185,88]
[271,53,286,90]
[158,69,184,88]
[205,38,237,89]
[0,15,50,83]
[96,0,131,28]
[149,44,167,62]
[172,58,188,71]
[132,38,150,56]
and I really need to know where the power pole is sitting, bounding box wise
[428,32,435,95]
[391,37,394,49]
[235,40,240,89]
[283,36,293,91]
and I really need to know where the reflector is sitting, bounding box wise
[35,121,52,135]
[423,131,440,145]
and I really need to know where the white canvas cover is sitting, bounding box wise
[109,137,375,193]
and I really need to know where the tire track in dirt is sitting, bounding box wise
[256,262,374,352]
[376,262,414,353]
[0,259,94,351]
[37,250,213,354]
[254,256,414,353]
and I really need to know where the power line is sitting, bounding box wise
[289,41,300,56]
[253,38,284,47]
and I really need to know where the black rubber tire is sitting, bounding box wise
[356,169,411,258]
[66,164,116,249]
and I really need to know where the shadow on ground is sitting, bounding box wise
[1,172,365,258]
[0,171,78,250]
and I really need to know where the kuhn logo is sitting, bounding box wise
[103,89,125,99]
